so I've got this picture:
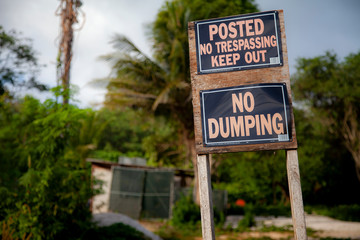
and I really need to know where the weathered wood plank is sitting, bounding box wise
[197,154,215,240]
[287,149,307,240]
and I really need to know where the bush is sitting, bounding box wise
[171,195,201,229]
[252,204,291,217]
[0,97,98,239]
[213,207,225,227]
[227,203,291,217]
[171,194,226,230]
[237,204,255,232]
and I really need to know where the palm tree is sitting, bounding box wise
[101,0,258,203]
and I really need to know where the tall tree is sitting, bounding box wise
[292,51,360,181]
[102,0,258,203]
[0,26,46,96]
[56,0,83,105]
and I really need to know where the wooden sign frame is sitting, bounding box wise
[189,10,297,155]
[189,10,307,240]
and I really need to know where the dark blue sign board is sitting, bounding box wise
[195,11,282,74]
[200,83,292,147]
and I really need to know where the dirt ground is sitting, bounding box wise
[140,214,360,239]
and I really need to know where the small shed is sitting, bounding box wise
[87,158,194,219]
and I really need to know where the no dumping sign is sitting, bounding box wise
[200,83,292,147]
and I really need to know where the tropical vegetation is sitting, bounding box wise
[1,0,360,238]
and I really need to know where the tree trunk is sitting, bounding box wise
[342,104,360,182]
[57,0,81,105]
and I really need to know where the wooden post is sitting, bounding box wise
[286,149,307,240]
[197,154,215,240]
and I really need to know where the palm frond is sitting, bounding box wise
[110,34,143,58]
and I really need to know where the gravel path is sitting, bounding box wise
[92,213,162,240]
[92,213,360,239]
[225,214,360,239]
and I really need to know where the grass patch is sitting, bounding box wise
[259,224,293,232]
[156,221,202,240]
[243,237,273,240]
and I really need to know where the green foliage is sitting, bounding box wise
[237,213,255,232]
[236,204,255,232]
[95,108,149,158]
[171,195,201,229]
[142,117,186,167]
[213,207,225,228]
[0,95,101,239]
[90,148,122,162]
[92,107,185,167]
[156,224,183,240]
[0,188,16,223]
[253,205,291,217]
[213,150,289,205]
[292,51,360,182]
[228,204,291,217]
[305,205,360,222]
[0,25,47,96]
[170,194,226,233]
[292,51,360,105]
[293,108,329,203]
[156,221,201,240]
[292,51,360,204]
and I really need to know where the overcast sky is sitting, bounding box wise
[1,0,359,108]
